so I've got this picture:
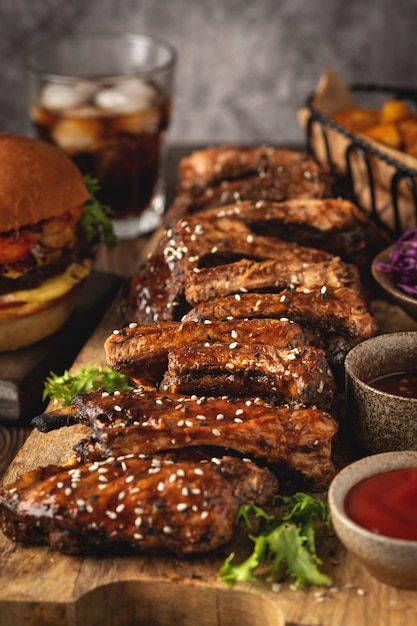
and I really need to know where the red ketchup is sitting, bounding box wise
[344,468,417,541]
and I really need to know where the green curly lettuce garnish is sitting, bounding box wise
[81,175,117,250]
[219,493,332,589]
[43,364,132,406]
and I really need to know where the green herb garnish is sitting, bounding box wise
[219,493,332,588]
[43,364,132,406]
[81,175,117,250]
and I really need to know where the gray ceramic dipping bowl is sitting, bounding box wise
[344,332,417,453]
[328,451,417,589]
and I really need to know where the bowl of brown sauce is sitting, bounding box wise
[344,332,417,453]
[328,451,417,589]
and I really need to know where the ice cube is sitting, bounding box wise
[111,107,161,134]
[51,118,102,154]
[95,80,157,114]
[41,81,97,111]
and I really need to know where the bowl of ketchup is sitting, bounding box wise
[328,450,417,589]
[344,331,417,453]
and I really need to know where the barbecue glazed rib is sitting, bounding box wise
[104,318,307,386]
[183,286,378,368]
[160,344,335,410]
[125,207,334,324]
[0,453,278,555]
[173,146,333,213]
[184,257,362,307]
[32,389,338,489]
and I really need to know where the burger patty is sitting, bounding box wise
[0,245,91,296]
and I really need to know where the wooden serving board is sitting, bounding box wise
[1,297,417,626]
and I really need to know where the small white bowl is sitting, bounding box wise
[328,451,417,589]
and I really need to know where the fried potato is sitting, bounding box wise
[333,107,380,132]
[380,99,414,124]
[362,123,403,149]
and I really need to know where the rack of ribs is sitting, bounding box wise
[184,257,362,307]
[183,285,378,369]
[124,208,335,324]
[104,318,308,386]
[104,319,335,408]
[31,389,338,490]
[171,146,333,215]
[0,452,278,556]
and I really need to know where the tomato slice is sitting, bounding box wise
[0,229,39,264]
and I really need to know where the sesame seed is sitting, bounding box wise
[135,517,143,527]
[134,507,145,515]
[201,511,209,520]
[194,468,204,476]
[163,526,173,534]
[116,504,125,513]
[191,488,201,495]
[235,408,244,416]
[212,428,221,436]
[234,418,243,423]
[64,488,72,496]
[229,341,238,349]
[231,329,238,339]
[216,413,225,420]
[177,503,188,512]
[106,511,117,520]
[114,405,122,412]
[177,469,185,477]
[234,294,241,301]
[157,482,165,492]
[133,533,144,540]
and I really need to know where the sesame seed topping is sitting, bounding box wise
[229,341,238,349]
[201,511,209,520]
[163,525,173,534]
[216,413,225,420]
[133,532,144,540]
[212,428,221,436]
[177,503,188,512]
[194,468,204,476]
[116,504,125,513]
[105,511,117,520]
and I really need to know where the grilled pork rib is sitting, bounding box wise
[160,344,335,410]
[183,286,378,368]
[104,318,307,386]
[32,389,338,489]
[0,453,278,555]
[184,257,362,307]
[173,146,333,212]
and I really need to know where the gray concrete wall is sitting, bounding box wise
[0,0,415,147]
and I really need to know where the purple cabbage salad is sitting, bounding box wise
[375,227,417,297]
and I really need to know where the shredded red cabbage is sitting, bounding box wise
[375,227,417,297]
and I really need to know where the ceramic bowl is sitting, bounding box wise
[344,332,417,453]
[328,451,417,589]
[372,245,417,322]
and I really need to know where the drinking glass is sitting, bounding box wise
[26,31,177,239]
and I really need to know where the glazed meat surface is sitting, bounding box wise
[183,286,378,368]
[0,453,278,556]
[173,146,332,213]
[184,257,362,307]
[160,344,335,410]
[125,208,333,324]
[32,389,338,490]
[104,318,307,386]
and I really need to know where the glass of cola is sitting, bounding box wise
[26,32,177,239]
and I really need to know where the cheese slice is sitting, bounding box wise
[0,259,92,318]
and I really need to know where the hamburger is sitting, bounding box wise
[0,132,114,352]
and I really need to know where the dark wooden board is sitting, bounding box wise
[0,271,124,424]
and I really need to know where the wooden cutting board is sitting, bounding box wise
[1,297,417,626]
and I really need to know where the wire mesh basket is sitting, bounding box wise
[305,85,417,237]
